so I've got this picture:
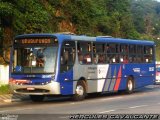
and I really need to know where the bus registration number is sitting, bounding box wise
[27,87,35,91]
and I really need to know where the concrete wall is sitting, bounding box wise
[0,65,9,85]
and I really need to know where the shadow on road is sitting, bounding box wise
[0,84,159,107]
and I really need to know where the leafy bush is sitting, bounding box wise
[0,84,11,95]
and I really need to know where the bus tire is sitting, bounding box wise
[30,95,45,102]
[73,81,87,101]
[126,77,134,94]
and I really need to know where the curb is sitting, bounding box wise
[0,94,30,103]
[3,99,22,103]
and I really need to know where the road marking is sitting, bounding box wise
[100,96,123,101]
[129,105,148,109]
[99,109,115,113]
[59,116,69,119]
[70,102,75,105]
[0,107,33,113]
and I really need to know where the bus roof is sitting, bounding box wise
[96,37,155,45]
[15,33,155,46]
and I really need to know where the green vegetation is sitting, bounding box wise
[0,0,160,62]
[0,84,11,94]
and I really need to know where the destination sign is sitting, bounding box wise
[15,38,58,45]
[21,38,51,44]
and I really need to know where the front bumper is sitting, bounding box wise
[10,81,60,95]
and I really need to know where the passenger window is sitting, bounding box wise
[137,45,143,63]
[93,43,105,64]
[144,46,153,63]
[77,42,92,64]
[120,44,128,63]
[129,45,137,63]
[129,45,136,54]
[106,43,119,63]
[60,41,75,72]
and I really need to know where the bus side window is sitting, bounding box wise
[105,44,111,63]
[136,45,143,63]
[93,43,105,64]
[78,42,92,64]
[144,46,153,63]
[120,44,129,64]
[107,43,119,63]
[129,45,137,63]
[60,41,75,72]
[120,55,128,64]
[120,44,128,53]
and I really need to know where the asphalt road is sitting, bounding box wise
[0,85,160,120]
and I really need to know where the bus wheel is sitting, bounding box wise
[126,77,134,94]
[73,81,86,101]
[30,95,45,102]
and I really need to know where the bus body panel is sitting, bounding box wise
[73,64,100,93]
[10,33,156,97]
[118,64,155,90]
[59,68,74,95]
[10,74,60,95]
[73,64,121,93]
[10,82,60,95]
[72,63,155,94]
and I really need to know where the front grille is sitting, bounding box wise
[16,88,50,93]
[18,82,50,85]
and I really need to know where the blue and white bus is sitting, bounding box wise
[9,33,156,102]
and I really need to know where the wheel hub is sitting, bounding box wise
[76,85,84,96]
[128,80,133,91]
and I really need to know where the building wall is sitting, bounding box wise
[0,65,9,85]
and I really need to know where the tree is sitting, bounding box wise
[131,0,159,36]
[103,0,137,38]
[1,0,160,63]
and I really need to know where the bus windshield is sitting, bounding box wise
[12,46,58,74]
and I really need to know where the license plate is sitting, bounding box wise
[27,87,35,91]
